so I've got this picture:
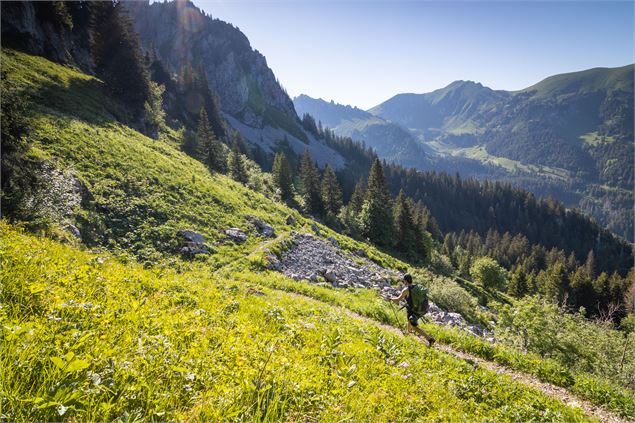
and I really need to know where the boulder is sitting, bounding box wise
[265,252,281,271]
[246,215,276,238]
[224,228,247,243]
[177,230,210,256]
[286,215,297,226]
[326,236,339,248]
[323,270,337,283]
[310,223,321,236]
[177,230,206,244]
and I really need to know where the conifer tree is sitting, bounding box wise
[393,189,419,257]
[360,158,393,246]
[196,107,225,172]
[228,139,248,184]
[340,179,365,237]
[299,150,322,216]
[272,152,293,201]
[90,1,150,118]
[321,165,343,218]
[348,180,366,214]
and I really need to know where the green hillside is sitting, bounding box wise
[2,49,634,422]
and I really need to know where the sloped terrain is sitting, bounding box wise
[2,50,634,422]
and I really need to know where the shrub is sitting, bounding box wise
[470,256,507,290]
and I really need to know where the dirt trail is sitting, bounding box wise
[283,291,633,423]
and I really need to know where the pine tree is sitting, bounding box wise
[360,158,393,246]
[299,150,322,216]
[393,189,419,257]
[196,107,226,172]
[228,139,248,184]
[272,152,293,201]
[321,165,343,218]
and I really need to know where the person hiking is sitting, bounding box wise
[385,273,436,346]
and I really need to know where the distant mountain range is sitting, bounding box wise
[294,65,634,241]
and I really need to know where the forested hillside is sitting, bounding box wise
[296,65,635,242]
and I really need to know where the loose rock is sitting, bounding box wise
[177,230,210,256]
[224,228,247,243]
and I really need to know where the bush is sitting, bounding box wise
[470,256,507,290]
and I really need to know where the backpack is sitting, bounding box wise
[409,284,429,315]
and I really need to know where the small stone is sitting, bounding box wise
[326,236,339,248]
[286,215,297,226]
[64,224,81,239]
[310,223,321,236]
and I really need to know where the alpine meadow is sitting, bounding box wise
[1,1,633,422]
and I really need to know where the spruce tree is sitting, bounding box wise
[321,165,343,218]
[299,150,322,216]
[360,158,393,246]
[393,189,419,256]
[228,139,248,184]
[272,152,293,201]
[196,107,225,172]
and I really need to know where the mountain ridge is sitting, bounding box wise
[295,63,635,241]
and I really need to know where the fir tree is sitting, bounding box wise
[321,165,343,218]
[340,179,365,237]
[393,189,419,257]
[360,158,393,246]
[299,150,322,216]
[228,139,248,184]
[196,107,225,172]
[272,152,293,201]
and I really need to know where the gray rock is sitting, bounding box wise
[326,236,339,248]
[286,215,297,226]
[355,249,367,258]
[265,252,281,271]
[224,228,247,243]
[323,270,337,283]
[246,215,276,238]
[310,223,321,236]
[177,230,210,256]
[177,230,206,244]
[64,224,81,239]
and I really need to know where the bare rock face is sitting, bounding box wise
[1,2,93,72]
[125,1,296,124]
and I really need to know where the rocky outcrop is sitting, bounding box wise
[278,233,400,289]
[223,228,247,244]
[124,1,346,169]
[246,215,275,238]
[177,230,210,256]
[125,1,295,124]
[1,2,93,72]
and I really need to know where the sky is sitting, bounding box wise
[197,1,634,110]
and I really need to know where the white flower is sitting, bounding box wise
[57,404,68,416]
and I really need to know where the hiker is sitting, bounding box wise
[385,273,436,346]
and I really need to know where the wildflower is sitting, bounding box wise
[57,404,68,416]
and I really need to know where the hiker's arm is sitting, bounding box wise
[388,287,409,303]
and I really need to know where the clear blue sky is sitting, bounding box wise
[197,1,634,110]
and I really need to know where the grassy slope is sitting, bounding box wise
[1,49,632,420]
[1,224,590,422]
